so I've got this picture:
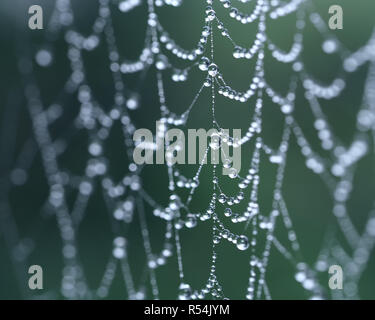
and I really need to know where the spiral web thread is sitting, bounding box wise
[1,0,375,299]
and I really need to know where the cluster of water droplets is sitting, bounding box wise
[2,0,375,301]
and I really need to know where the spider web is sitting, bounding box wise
[1,0,375,300]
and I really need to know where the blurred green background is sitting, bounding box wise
[0,0,375,299]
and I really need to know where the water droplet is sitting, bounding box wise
[88,142,102,156]
[322,39,337,54]
[224,208,232,217]
[213,235,220,244]
[199,57,210,71]
[295,271,306,283]
[126,94,139,110]
[178,283,192,300]
[185,214,197,228]
[113,247,125,259]
[208,63,218,77]
[36,49,53,67]
[156,54,168,70]
[206,9,216,21]
[174,219,184,230]
[218,193,226,203]
[223,159,232,169]
[228,168,238,179]
[236,235,249,251]
[210,132,221,150]
[162,243,173,257]
[148,258,157,269]
[114,236,126,247]
[270,154,283,164]
[281,104,293,114]
[203,77,212,87]
[233,46,242,59]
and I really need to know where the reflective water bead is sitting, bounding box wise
[228,168,238,179]
[113,236,126,259]
[221,28,229,37]
[224,208,232,217]
[179,71,188,81]
[236,235,249,251]
[178,283,192,300]
[169,194,181,210]
[227,233,235,243]
[213,235,221,244]
[239,181,247,189]
[148,13,157,27]
[200,212,211,221]
[229,8,238,18]
[195,44,204,55]
[114,236,126,247]
[185,214,197,228]
[130,175,141,190]
[208,63,218,77]
[204,77,212,87]
[126,94,139,110]
[156,54,168,70]
[269,154,283,164]
[210,132,221,150]
[113,208,124,220]
[207,207,214,214]
[157,256,166,266]
[223,159,232,169]
[233,46,243,59]
[190,180,198,188]
[231,214,240,223]
[281,104,294,114]
[171,71,180,82]
[227,197,234,206]
[222,1,231,9]
[206,10,216,21]
[202,26,210,37]
[36,49,53,67]
[162,244,173,257]
[113,247,125,259]
[88,142,102,156]
[119,0,141,12]
[199,57,210,71]
[148,258,158,269]
[218,193,226,203]
[83,35,100,51]
[174,219,184,230]
[322,39,338,54]
[221,229,229,238]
